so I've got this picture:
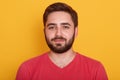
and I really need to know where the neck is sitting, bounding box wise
[48,49,76,68]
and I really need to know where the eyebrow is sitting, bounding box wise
[46,23,56,27]
[46,23,71,27]
[61,23,71,26]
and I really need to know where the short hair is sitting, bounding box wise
[43,2,78,27]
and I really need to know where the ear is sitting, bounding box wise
[75,27,78,38]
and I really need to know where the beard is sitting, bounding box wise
[44,33,75,54]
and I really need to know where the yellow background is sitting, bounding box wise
[0,0,120,80]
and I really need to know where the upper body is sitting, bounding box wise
[16,52,108,80]
[16,2,108,80]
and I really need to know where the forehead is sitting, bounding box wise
[46,11,74,25]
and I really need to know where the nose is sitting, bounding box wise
[55,27,62,36]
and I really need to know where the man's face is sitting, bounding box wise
[44,11,78,53]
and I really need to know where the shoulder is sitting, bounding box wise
[19,52,48,68]
[76,53,108,79]
[76,52,103,68]
[16,52,49,79]
[76,52,107,75]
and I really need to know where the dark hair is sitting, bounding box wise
[43,2,78,27]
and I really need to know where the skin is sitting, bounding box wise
[44,11,78,68]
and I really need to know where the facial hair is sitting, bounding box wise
[44,32,75,54]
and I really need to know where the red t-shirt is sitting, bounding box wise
[16,52,108,80]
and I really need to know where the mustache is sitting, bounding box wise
[51,36,66,41]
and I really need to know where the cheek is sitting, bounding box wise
[63,30,75,38]
[45,31,55,39]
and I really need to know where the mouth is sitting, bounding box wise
[54,39,65,43]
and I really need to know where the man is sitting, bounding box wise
[16,2,108,80]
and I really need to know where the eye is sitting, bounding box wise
[48,26,56,30]
[63,26,70,29]
[48,26,54,29]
